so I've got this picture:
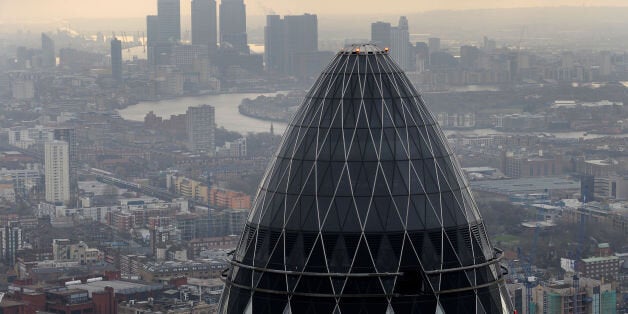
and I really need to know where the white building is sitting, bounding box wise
[45,140,70,205]
[216,137,247,158]
[8,126,54,149]
[186,105,216,155]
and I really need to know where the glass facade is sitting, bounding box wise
[219,44,513,313]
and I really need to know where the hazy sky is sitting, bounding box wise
[1,0,628,21]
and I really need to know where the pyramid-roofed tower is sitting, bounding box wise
[219,44,513,313]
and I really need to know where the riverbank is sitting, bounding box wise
[118,92,289,135]
[237,92,304,123]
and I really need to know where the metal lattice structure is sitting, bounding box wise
[219,44,513,313]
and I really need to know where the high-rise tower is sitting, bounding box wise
[53,128,78,207]
[44,140,70,205]
[41,33,55,68]
[157,0,181,43]
[264,15,284,73]
[264,14,318,76]
[219,44,513,313]
[186,105,216,156]
[146,15,160,47]
[371,21,392,48]
[111,37,122,81]
[219,0,248,54]
[191,0,218,51]
[391,16,411,70]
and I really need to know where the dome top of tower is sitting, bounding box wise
[220,45,513,314]
[341,43,390,55]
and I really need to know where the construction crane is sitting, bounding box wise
[572,195,588,314]
[517,206,543,314]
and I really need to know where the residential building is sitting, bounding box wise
[44,140,70,205]
[186,105,216,155]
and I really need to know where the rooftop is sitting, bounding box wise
[581,256,619,263]
[584,159,612,166]
[471,177,580,195]
[71,280,162,297]
[341,43,389,55]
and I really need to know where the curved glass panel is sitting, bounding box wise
[220,44,513,313]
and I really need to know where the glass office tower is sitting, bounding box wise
[219,44,513,313]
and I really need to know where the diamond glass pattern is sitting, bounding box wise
[219,44,513,314]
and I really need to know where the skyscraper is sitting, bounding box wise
[191,0,218,51]
[45,140,70,205]
[390,16,411,70]
[157,0,181,43]
[186,105,216,155]
[428,37,441,54]
[41,33,55,68]
[371,21,392,48]
[219,44,513,313]
[111,37,122,81]
[146,15,160,47]
[264,14,318,76]
[264,15,284,73]
[219,0,248,54]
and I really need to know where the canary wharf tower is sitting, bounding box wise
[219,44,513,313]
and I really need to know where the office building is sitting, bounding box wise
[157,0,181,43]
[460,45,481,70]
[390,16,410,70]
[371,21,391,47]
[219,0,248,53]
[170,44,208,70]
[219,44,513,313]
[111,37,122,81]
[186,105,216,155]
[264,15,283,73]
[41,33,55,68]
[191,0,218,51]
[264,14,318,76]
[428,37,441,54]
[146,15,160,47]
[146,15,160,65]
[371,18,410,70]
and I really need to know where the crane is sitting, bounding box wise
[517,205,542,314]
[572,195,588,314]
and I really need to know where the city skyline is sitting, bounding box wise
[2,0,628,21]
[0,0,627,312]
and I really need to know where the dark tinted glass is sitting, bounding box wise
[220,45,512,314]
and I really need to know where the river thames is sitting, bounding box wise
[118,92,289,134]
[119,93,626,140]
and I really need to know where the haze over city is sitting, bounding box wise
[0,0,626,313]
[2,0,628,20]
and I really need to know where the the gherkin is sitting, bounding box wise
[219,44,513,313]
